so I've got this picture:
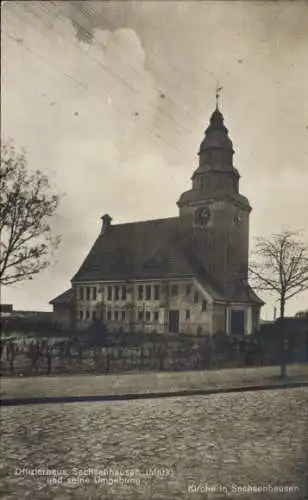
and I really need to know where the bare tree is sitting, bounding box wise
[0,140,61,285]
[250,231,308,379]
[249,231,308,319]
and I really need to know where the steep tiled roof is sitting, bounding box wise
[225,280,264,305]
[180,246,226,301]
[67,216,263,306]
[71,217,193,282]
[71,216,225,299]
[49,288,74,305]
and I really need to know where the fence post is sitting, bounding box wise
[139,346,144,372]
[46,350,52,375]
[280,338,288,379]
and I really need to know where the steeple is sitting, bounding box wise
[198,89,234,170]
[177,92,251,213]
[176,92,253,295]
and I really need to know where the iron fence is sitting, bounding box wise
[1,330,307,377]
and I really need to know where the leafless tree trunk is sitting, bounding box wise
[250,230,308,379]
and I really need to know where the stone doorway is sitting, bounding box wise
[169,310,180,333]
[231,310,246,336]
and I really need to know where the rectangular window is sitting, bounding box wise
[79,310,83,320]
[86,287,90,300]
[121,286,127,301]
[145,311,151,321]
[194,292,199,303]
[153,311,159,322]
[138,285,144,300]
[121,310,126,320]
[138,310,144,321]
[186,285,191,297]
[107,286,112,301]
[107,310,112,321]
[92,310,96,320]
[86,310,90,319]
[170,284,178,296]
[79,287,84,300]
[185,309,190,320]
[92,287,97,301]
[202,300,207,312]
[154,285,160,300]
[146,285,151,300]
[114,286,120,301]
[114,310,119,320]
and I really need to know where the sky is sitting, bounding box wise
[1,0,308,320]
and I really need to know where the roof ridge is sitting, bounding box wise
[107,216,178,228]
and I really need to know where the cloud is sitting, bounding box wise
[1,11,186,309]
[1,1,308,318]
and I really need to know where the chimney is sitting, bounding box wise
[101,214,112,234]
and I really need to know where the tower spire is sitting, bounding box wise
[215,81,222,109]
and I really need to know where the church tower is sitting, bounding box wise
[177,98,251,291]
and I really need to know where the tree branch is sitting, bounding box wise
[0,140,62,285]
[250,230,308,318]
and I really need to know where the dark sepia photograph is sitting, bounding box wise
[1,1,308,499]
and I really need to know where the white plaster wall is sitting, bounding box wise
[74,279,215,336]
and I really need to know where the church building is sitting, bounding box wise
[50,101,263,336]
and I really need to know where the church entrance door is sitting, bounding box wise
[169,310,179,333]
[231,310,246,336]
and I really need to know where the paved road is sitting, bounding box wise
[1,387,307,500]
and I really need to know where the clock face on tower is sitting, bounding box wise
[194,205,211,226]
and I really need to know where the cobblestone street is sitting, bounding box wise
[1,387,307,500]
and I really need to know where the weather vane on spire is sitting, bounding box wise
[215,81,223,109]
